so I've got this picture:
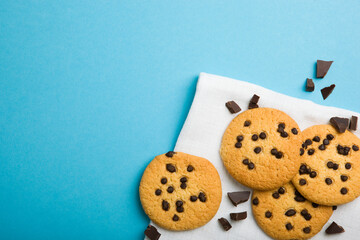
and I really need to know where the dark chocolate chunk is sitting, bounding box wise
[327,161,334,169]
[323,139,329,145]
[199,192,207,202]
[225,101,241,114]
[180,177,187,183]
[350,116,358,131]
[321,84,336,100]
[308,149,315,155]
[318,144,326,150]
[230,211,247,221]
[254,147,261,154]
[162,200,170,211]
[227,191,251,206]
[301,209,312,221]
[272,192,280,199]
[165,151,176,157]
[237,135,244,142]
[299,179,307,186]
[303,226,311,234]
[161,178,167,184]
[167,186,174,193]
[327,134,334,140]
[278,123,285,129]
[248,102,259,109]
[294,191,306,202]
[280,131,288,138]
[180,183,187,189]
[250,94,260,104]
[242,159,249,165]
[235,142,242,148]
[176,200,183,207]
[330,117,349,133]
[312,203,319,208]
[353,145,359,151]
[313,136,320,142]
[340,188,348,195]
[299,164,308,175]
[285,209,296,216]
[341,175,348,182]
[252,134,258,141]
[300,148,305,155]
[252,197,259,205]
[248,162,255,170]
[190,196,197,202]
[317,60,333,78]
[176,206,184,213]
[265,211,272,218]
[275,152,283,159]
[259,132,266,139]
[344,147,350,155]
[144,225,161,240]
[155,189,162,196]
[218,218,232,231]
[325,178,333,185]
[187,165,194,172]
[172,214,179,221]
[333,163,339,170]
[271,148,278,155]
[166,164,176,173]
[332,206,337,210]
[345,162,352,169]
[305,139,312,146]
[291,128,298,135]
[325,221,345,234]
[244,120,251,127]
[285,223,293,230]
[310,171,317,178]
[305,78,315,92]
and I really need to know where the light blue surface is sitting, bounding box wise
[1,1,360,239]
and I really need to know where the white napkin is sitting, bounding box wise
[147,73,360,240]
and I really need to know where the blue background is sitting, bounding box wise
[1,1,360,239]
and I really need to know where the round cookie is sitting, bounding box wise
[252,182,333,240]
[139,151,222,231]
[220,108,302,190]
[292,124,360,206]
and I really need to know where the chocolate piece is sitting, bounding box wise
[350,116,358,131]
[190,196,197,202]
[323,139,329,145]
[265,211,272,218]
[165,151,176,157]
[180,183,187,189]
[259,132,266,139]
[218,218,232,231]
[237,135,244,142]
[176,206,184,213]
[166,164,176,173]
[278,187,285,194]
[308,149,315,155]
[225,101,241,114]
[155,189,162,196]
[340,188,348,194]
[180,177,187,183]
[250,94,260,104]
[199,192,206,202]
[278,123,285,129]
[341,175,348,182]
[244,120,251,127]
[271,148,278,155]
[291,128,298,135]
[275,152,283,159]
[332,206,337,210]
[321,84,336,100]
[285,223,293,230]
[300,148,305,155]
[327,134,334,140]
[301,210,312,221]
[161,178,167,184]
[319,144,325,150]
[187,165,194,172]
[167,186,174,193]
[325,178,332,185]
[254,147,261,153]
[327,161,334,169]
[252,134,258,141]
[144,225,161,240]
[227,191,251,206]
[299,164,308,175]
[294,190,306,202]
[326,221,345,234]
[242,159,249,165]
[272,192,280,199]
[330,117,349,133]
[310,171,317,178]
[230,211,247,221]
[333,163,339,170]
[317,60,333,78]
[312,203,319,208]
[313,136,320,142]
[280,131,288,138]
[172,214,179,221]
[248,162,255,170]
[299,179,307,186]
[345,162,352,169]
[235,142,242,148]
[305,139,312,146]
[305,78,315,92]
[285,209,296,216]
[303,226,311,234]
[248,102,259,109]
[353,145,359,151]
[162,200,170,211]
[252,197,259,205]
[176,200,183,207]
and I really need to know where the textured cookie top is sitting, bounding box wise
[139,152,222,231]
[220,108,301,190]
[292,124,360,206]
[252,182,333,240]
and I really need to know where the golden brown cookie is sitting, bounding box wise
[139,151,222,231]
[252,182,333,240]
[292,124,360,206]
[220,108,302,190]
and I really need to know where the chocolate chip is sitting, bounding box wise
[227,191,251,206]
[252,197,259,205]
[303,226,311,234]
[218,218,232,231]
[155,189,162,196]
[350,116,358,131]
[278,128,285,134]
[327,134,335,140]
[172,214,179,222]
[302,143,307,149]
[299,179,306,186]
[280,131,288,138]
[312,203,319,208]
[301,209,312,221]
[278,187,285,194]
[248,162,255,170]
[272,192,280,199]
[248,102,259,109]
[187,165,194,172]
[321,84,336,100]
[278,123,285,129]
[271,148,278,155]
[254,147,261,154]
[323,139,329,145]
[180,183,187,189]
[300,148,305,155]
[285,209,296,216]
[199,192,206,202]
[190,196,197,202]
[165,151,176,157]
[285,223,293,230]
[333,163,339,170]
[308,149,315,155]
[176,206,184,213]
[161,178,167,184]
[230,212,247,221]
[341,175,348,182]
[265,211,272,218]
[341,188,348,195]
[353,145,359,151]
[330,117,349,133]
[319,144,326,150]
[305,139,312,146]
[175,200,183,207]
[345,163,352,169]
[259,132,266,139]
[167,186,174,193]
[325,221,345,234]
[237,135,244,142]
[317,60,333,78]
[180,177,187,183]
[144,225,161,240]
[313,136,320,142]
[325,178,333,185]
[162,200,169,211]
[242,159,249,165]
[344,147,350,155]
[244,120,251,127]
[305,78,315,92]
[332,206,337,210]
[250,94,260,104]
[225,101,241,114]
[327,161,334,169]
[252,134,258,141]
[275,151,283,159]
[291,128,298,135]
[235,142,242,148]
[166,164,176,173]
[299,164,308,175]
[310,171,317,178]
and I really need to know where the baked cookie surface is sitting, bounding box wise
[139,152,222,231]
[220,108,301,190]
[252,182,333,240]
[292,124,360,206]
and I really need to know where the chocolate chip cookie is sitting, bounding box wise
[139,152,222,231]
[252,182,333,240]
[220,108,302,190]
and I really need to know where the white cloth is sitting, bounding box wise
[147,73,360,240]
